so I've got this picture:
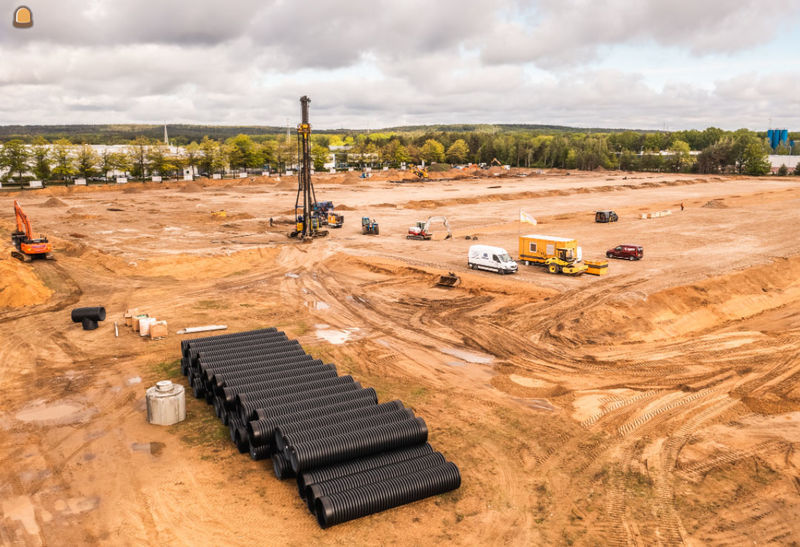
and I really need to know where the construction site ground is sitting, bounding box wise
[1,169,799,545]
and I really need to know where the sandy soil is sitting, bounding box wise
[1,170,799,545]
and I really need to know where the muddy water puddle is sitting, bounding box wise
[315,324,360,344]
[439,347,494,364]
[131,442,166,455]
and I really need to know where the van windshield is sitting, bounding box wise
[498,253,511,262]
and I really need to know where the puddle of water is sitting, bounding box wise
[313,301,330,310]
[131,442,151,453]
[316,327,360,345]
[376,339,392,348]
[126,377,142,385]
[131,442,165,455]
[446,361,467,367]
[285,272,300,278]
[439,347,494,364]
[15,402,86,424]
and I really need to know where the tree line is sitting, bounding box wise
[1,126,798,182]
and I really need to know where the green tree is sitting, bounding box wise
[311,144,329,171]
[31,137,52,180]
[2,139,30,180]
[198,137,219,175]
[777,164,789,176]
[52,139,77,179]
[226,134,261,169]
[619,150,639,171]
[446,139,469,164]
[667,140,692,172]
[127,137,150,180]
[184,142,200,176]
[394,144,411,165]
[260,140,277,168]
[775,142,792,155]
[793,162,800,176]
[75,145,98,178]
[575,137,611,170]
[697,137,736,174]
[420,139,445,163]
[146,144,171,176]
[100,149,113,179]
[741,142,770,176]
[109,152,132,177]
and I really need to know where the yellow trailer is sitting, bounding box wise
[518,234,587,276]
[518,235,580,265]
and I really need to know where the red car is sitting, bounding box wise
[606,244,643,260]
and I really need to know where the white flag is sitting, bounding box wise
[520,210,537,225]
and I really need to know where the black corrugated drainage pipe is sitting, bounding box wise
[247,396,379,450]
[273,452,295,479]
[306,452,446,512]
[297,443,434,496]
[71,307,106,330]
[288,417,429,473]
[315,462,461,528]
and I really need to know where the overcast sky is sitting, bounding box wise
[2,0,799,130]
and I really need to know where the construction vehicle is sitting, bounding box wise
[289,96,328,240]
[361,217,379,235]
[518,234,587,276]
[313,201,343,228]
[11,200,53,262]
[410,166,428,179]
[407,216,452,240]
[595,210,618,223]
[436,272,461,287]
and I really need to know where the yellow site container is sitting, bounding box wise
[585,259,608,276]
[519,234,579,265]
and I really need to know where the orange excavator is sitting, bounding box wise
[11,200,53,262]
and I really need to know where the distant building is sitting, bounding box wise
[768,155,800,174]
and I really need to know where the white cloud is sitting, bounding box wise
[0,0,797,129]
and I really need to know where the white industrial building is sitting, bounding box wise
[768,155,800,174]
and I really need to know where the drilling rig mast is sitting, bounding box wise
[289,95,328,240]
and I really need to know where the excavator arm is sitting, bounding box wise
[14,200,32,239]
[424,216,452,239]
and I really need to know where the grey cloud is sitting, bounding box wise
[0,1,797,130]
[481,0,800,67]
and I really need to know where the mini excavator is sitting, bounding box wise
[11,200,53,262]
[289,96,329,240]
[407,216,452,241]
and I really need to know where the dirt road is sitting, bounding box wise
[1,170,799,545]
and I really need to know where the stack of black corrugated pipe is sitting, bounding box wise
[180,328,460,528]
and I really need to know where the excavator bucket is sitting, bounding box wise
[436,272,461,287]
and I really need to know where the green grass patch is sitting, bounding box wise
[169,397,230,448]
[149,358,182,380]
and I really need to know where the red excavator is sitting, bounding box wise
[11,200,53,262]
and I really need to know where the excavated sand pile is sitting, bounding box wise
[0,257,53,307]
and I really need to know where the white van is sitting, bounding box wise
[468,245,518,274]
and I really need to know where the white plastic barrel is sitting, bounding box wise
[146,380,186,425]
